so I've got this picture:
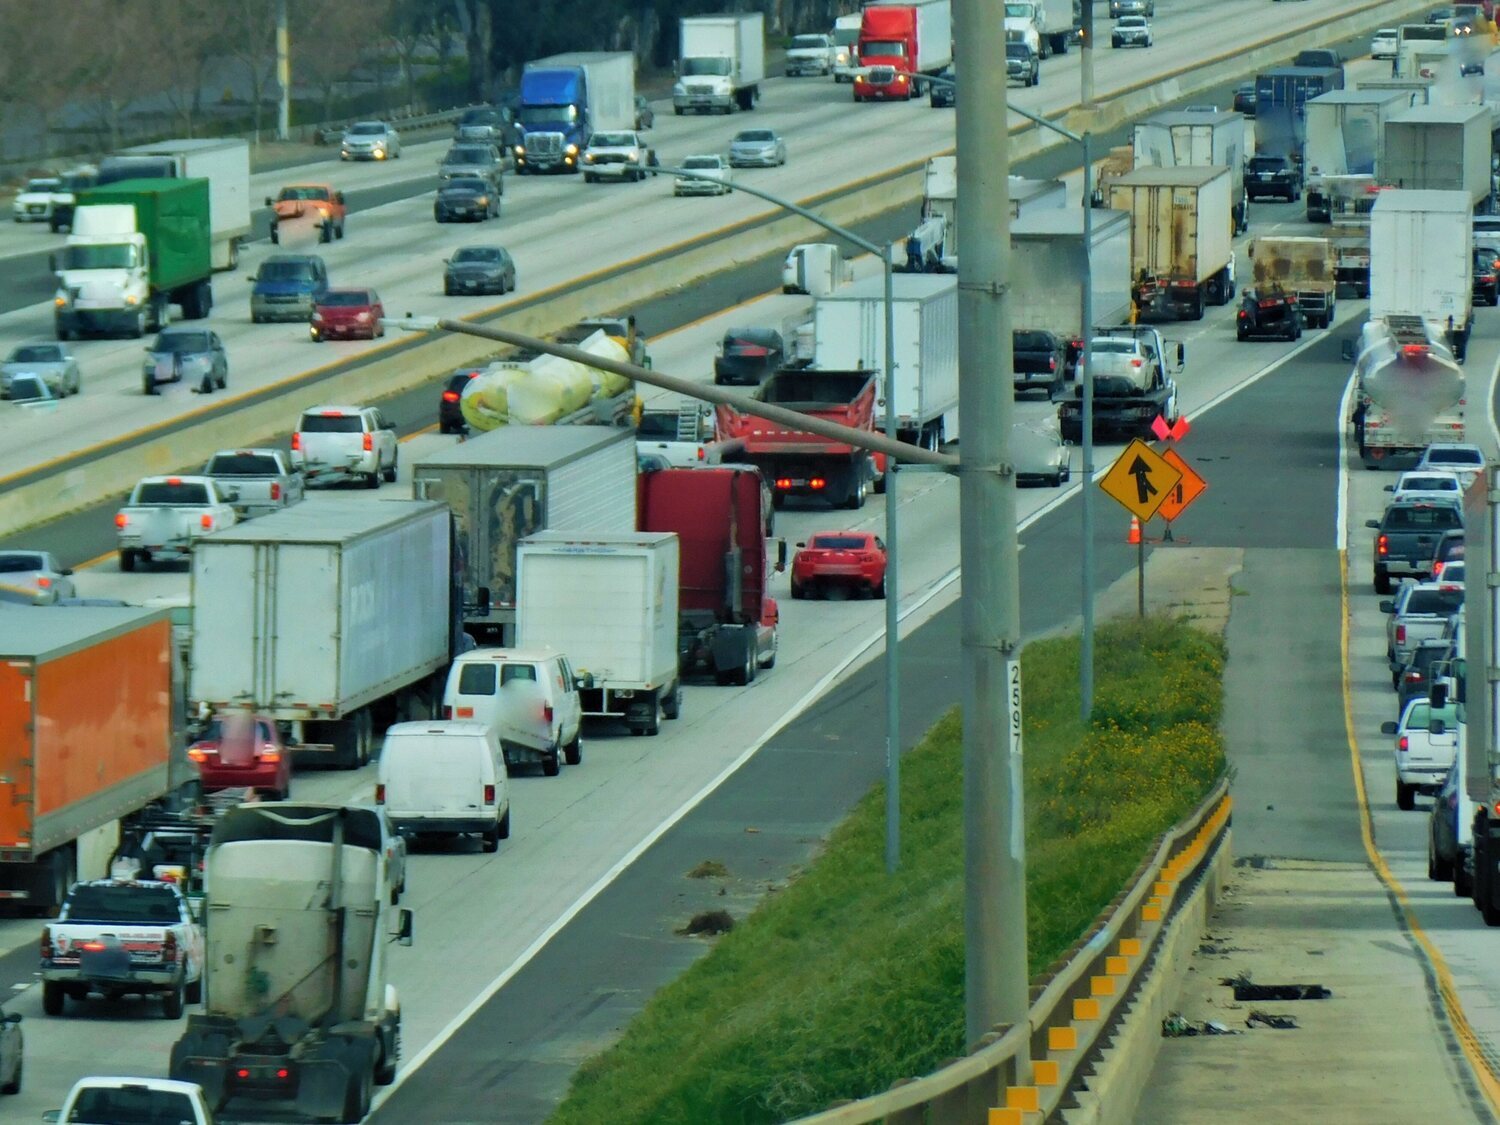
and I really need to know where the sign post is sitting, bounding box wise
[1100,438,1181,618]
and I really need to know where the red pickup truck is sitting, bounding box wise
[714,369,879,510]
[267,183,347,244]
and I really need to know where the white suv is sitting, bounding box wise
[291,404,398,488]
[443,648,583,777]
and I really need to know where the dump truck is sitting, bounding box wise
[170,803,413,1123]
[1106,165,1236,321]
[1245,236,1338,331]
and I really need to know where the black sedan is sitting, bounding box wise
[713,327,785,386]
[928,65,955,107]
[439,367,483,433]
[1429,762,1473,894]
[434,177,499,223]
[443,246,516,296]
[1232,83,1255,116]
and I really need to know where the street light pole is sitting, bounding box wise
[1080,0,1095,107]
[1080,131,1095,721]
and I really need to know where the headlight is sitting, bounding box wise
[476,196,489,206]
[565,144,578,155]
[356,311,372,323]
[584,154,595,163]
[673,83,686,95]
[513,144,525,155]
[311,312,323,322]
[124,294,140,306]
[897,74,908,84]
[54,293,68,308]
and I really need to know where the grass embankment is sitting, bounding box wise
[550,617,1227,1125]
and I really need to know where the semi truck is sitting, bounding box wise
[1382,104,1493,209]
[1011,208,1133,379]
[516,531,682,735]
[638,466,783,686]
[854,0,953,101]
[1255,66,1345,166]
[115,139,252,269]
[1106,165,1236,320]
[1351,314,1466,468]
[1041,0,1083,56]
[53,180,213,339]
[1245,236,1339,329]
[1132,109,1249,234]
[714,369,880,509]
[1303,89,1415,223]
[411,426,638,645]
[674,13,765,114]
[1370,188,1474,360]
[812,274,959,450]
[170,803,413,1123]
[188,500,459,769]
[0,606,177,912]
[515,52,635,173]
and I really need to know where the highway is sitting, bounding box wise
[3,0,1485,1120]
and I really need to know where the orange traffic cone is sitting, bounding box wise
[1128,516,1141,544]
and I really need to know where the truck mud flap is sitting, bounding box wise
[171,1018,236,1108]
[299,1036,376,1122]
[709,626,755,679]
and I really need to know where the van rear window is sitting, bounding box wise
[501,664,538,685]
[458,663,496,696]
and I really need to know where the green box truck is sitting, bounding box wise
[53,178,214,340]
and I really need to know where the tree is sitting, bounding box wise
[218,0,279,142]
[68,0,164,149]
[140,0,222,137]
[0,2,85,158]
[294,0,381,122]
[387,0,451,111]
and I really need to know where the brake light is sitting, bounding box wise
[1402,344,1429,357]
[36,575,51,588]
[80,940,107,953]
[167,477,182,485]
[810,477,827,490]
[1399,735,1409,751]
[456,706,473,718]
[291,432,301,451]
[270,483,281,501]
[1378,534,1388,557]
[116,513,128,528]
[320,410,344,416]
[1130,358,1143,368]
[774,478,792,491]
[260,745,281,763]
[1047,356,1056,371]
[442,390,461,402]
[363,433,373,451]
[696,447,705,460]
[163,930,178,960]
[442,705,452,718]
[40,927,52,959]
[1406,671,1422,683]
[483,783,496,805]
[543,703,554,725]
[188,746,208,762]
[1434,561,1445,576]
[1396,624,1406,645]
[201,513,213,529]
[278,1069,290,1080]
[375,783,385,804]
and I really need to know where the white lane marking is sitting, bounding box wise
[1336,371,1357,554]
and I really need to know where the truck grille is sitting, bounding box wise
[528,133,564,157]
[592,153,627,164]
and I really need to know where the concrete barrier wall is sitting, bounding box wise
[0,0,1434,540]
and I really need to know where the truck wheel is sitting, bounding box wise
[375,1034,399,1086]
[340,1061,372,1124]
[564,733,583,764]
[42,981,64,1016]
[0,1055,18,1094]
[163,982,185,1019]
[382,451,398,483]
[482,823,500,853]
[542,751,561,777]
[644,696,662,735]
[661,682,681,720]
[186,975,202,1004]
[120,549,137,573]
[365,468,381,489]
[131,309,147,338]
[498,809,511,839]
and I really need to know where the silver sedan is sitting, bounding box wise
[728,129,787,168]
[0,550,76,603]
[1,342,81,398]
[341,120,403,161]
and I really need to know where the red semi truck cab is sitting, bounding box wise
[853,0,952,101]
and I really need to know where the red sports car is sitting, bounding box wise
[188,715,291,800]
[791,530,887,599]
[310,287,385,342]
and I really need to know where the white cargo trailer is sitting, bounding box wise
[1107,165,1236,321]
[412,425,636,644]
[188,499,453,768]
[1010,208,1133,338]
[516,531,681,735]
[813,274,959,448]
[1383,104,1493,207]
[1132,110,1248,233]
[675,13,766,114]
[1371,189,1475,358]
[118,138,251,270]
[922,155,1065,262]
[1303,89,1416,222]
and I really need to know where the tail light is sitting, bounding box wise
[187,746,208,763]
[1434,561,1445,577]
[810,477,827,490]
[1396,624,1406,645]
[1047,356,1056,371]
[1377,534,1388,557]
[36,575,51,588]
[442,390,461,402]
[201,513,214,529]
[291,432,302,451]
[363,433,373,451]
[116,513,128,528]
[1131,358,1143,368]
[1401,344,1429,357]
[1406,671,1422,684]
[80,939,107,953]
[270,482,281,501]
[375,783,386,804]
[774,478,792,491]
[40,927,52,960]
[1398,735,1409,751]
[260,745,281,763]
[696,447,706,460]
[442,705,453,718]
[543,703,554,725]
[163,930,178,961]
[456,706,474,718]
[483,783,496,805]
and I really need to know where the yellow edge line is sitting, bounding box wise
[1340,548,1500,1112]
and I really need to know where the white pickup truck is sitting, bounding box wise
[582,130,659,183]
[1381,581,1465,671]
[40,878,205,1019]
[1383,697,1460,810]
[636,405,744,468]
[47,1077,217,1124]
[117,475,237,571]
[202,447,305,520]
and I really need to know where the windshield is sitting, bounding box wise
[136,481,210,505]
[24,178,59,192]
[319,291,373,307]
[63,883,180,924]
[300,413,363,434]
[1248,156,1287,171]
[349,122,387,135]
[1007,44,1032,57]
[259,259,315,281]
[682,57,733,76]
[461,109,501,125]
[683,157,720,170]
[199,717,275,742]
[8,345,62,363]
[1385,506,1463,531]
[861,40,908,56]
[452,248,502,264]
[1427,448,1484,466]
[1090,339,1137,353]
[206,453,279,476]
[151,333,209,353]
[791,36,827,48]
[445,147,491,164]
[1400,474,1459,492]
[1005,2,1035,15]
[278,186,329,201]
[61,243,137,270]
[518,104,578,125]
[68,1086,199,1124]
[0,553,43,572]
[441,178,486,193]
[636,413,677,439]
[591,133,636,147]
[735,131,774,142]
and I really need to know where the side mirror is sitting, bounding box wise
[795,541,806,549]
[1366,519,1381,529]
[474,586,491,614]
[1432,682,1451,708]
[1379,599,1395,613]
[1341,339,1357,362]
[43,1112,61,1124]
[776,539,788,572]
[1175,342,1186,367]
[62,567,74,576]
[395,907,414,946]
[1381,721,1399,735]
[1,1010,20,1024]
[246,275,256,283]
[264,196,274,207]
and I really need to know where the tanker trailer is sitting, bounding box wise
[1352,313,1466,469]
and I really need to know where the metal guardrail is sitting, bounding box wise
[792,778,1233,1125]
[309,103,487,145]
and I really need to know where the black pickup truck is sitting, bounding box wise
[1366,499,1464,594]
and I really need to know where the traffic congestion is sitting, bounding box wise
[3,0,1500,1121]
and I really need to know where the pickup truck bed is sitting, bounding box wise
[1382,581,1464,669]
[202,448,304,520]
[1367,500,1463,593]
[116,476,238,571]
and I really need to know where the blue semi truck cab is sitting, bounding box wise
[514,52,636,175]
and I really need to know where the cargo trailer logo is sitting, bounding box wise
[349,580,378,626]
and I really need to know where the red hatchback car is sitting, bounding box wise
[791,530,888,599]
[310,288,385,342]
[188,715,291,800]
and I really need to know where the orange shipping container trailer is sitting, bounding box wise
[0,606,174,908]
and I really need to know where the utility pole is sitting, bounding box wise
[276,0,291,142]
[1080,0,1095,107]
[954,0,1029,1048]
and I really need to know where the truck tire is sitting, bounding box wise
[163,981,185,1019]
[42,981,64,1016]
[661,682,681,720]
[542,751,561,777]
[1374,568,1391,595]
[498,809,511,839]
[482,823,500,852]
[375,1028,399,1086]
[340,1058,373,1124]
[120,549,137,573]
[131,308,147,338]
[186,975,202,1004]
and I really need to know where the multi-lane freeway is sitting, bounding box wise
[5,0,1492,1120]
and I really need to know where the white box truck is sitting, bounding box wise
[922,155,1065,264]
[188,499,455,769]
[782,243,853,296]
[1132,110,1248,234]
[516,531,681,736]
[812,274,959,448]
[1107,165,1236,321]
[1011,207,1133,358]
[411,425,637,644]
[675,13,765,114]
[1370,188,1475,359]
[1303,89,1416,222]
[1383,104,1493,208]
[117,139,251,270]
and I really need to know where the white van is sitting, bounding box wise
[443,648,583,777]
[376,721,511,851]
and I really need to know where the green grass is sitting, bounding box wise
[549,616,1227,1125]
